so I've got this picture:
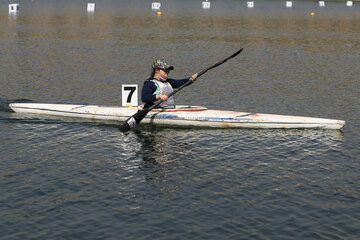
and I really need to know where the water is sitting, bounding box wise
[0,0,359,239]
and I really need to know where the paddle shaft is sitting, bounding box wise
[119,48,243,131]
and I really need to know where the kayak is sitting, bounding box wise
[9,103,345,129]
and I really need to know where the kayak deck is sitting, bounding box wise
[9,103,345,130]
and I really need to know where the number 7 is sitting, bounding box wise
[124,86,136,103]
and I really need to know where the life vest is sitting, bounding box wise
[151,79,175,108]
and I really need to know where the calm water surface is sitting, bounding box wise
[0,0,359,239]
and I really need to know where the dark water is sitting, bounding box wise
[1,0,359,239]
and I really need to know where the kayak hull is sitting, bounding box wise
[9,103,345,130]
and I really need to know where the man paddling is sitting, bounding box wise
[119,49,243,131]
[141,59,198,109]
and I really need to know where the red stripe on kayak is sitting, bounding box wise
[150,108,207,113]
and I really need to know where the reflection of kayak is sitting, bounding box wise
[9,103,345,130]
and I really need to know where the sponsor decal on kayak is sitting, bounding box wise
[148,113,252,122]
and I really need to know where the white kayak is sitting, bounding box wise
[9,103,345,130]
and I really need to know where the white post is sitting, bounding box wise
[9,3,19,14]
[286,1,292,8]
[152,2,161,10]
[202,1,211,9]
[346,1,353,6]
[247,1,254,8]
[319,1,325,7]
[87,3,96,12]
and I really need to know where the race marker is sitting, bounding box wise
[87,3,96,12]
[9,4,19,14]
[247,1,254,8]
[152,2,161,10]
[202,1,211,9]
[122,84,138,107]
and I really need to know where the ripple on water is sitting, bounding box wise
[0,0,359,238]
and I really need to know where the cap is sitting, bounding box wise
[152,59,174,70]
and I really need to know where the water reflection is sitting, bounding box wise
[133,126,344,181]
[134,129,171,181]
[0,1,358,238]
[8,13,18,22]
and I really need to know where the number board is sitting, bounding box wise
[122,84,138,107]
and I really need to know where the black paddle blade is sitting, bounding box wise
[230,48,243,58]
[119,109,150,132]
[197,48,243,78]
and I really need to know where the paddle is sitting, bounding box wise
[119,48,244,132]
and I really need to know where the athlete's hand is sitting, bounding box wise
[156,94,169,101]
[190,73,198,82]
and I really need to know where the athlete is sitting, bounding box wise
[141,59,198,109]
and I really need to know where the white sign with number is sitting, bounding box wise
[122,84,138,107]
[87,3,96,12]
[247,1,254,8]
[152,2,161,10]
[202,1,211,9]
[9,4,19,13]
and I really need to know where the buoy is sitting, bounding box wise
[346,1,353,6]
[310,12,315,16]
[152,2,161,10]
[87,3,96,12]
[9,3,19,14]
[286,1,292,8]
[247,1,254,8]
[319,1,325,7]
[157,11,162,16]
[202,1,211,9]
